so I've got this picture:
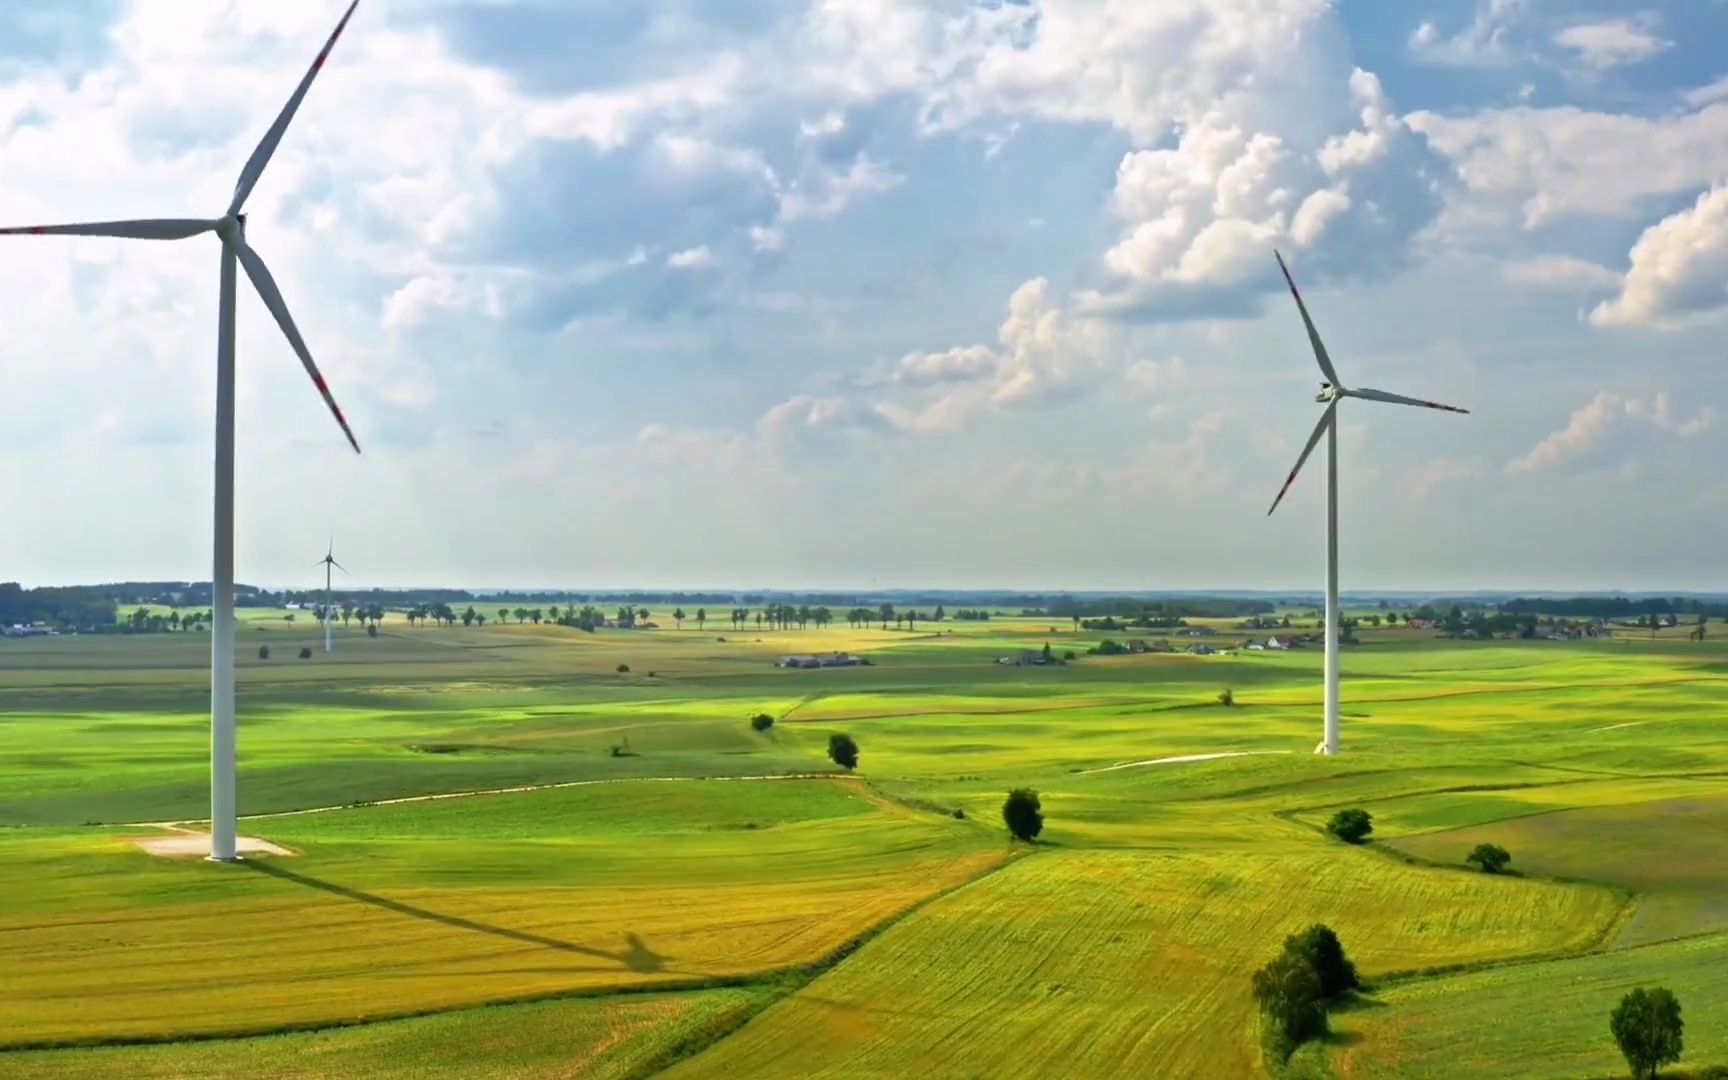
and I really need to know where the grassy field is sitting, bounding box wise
[2,615,1726,1076]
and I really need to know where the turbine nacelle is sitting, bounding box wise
[1316,383,1341,403]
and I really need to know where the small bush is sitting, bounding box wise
[1465,842,1512,874]
[1003,788,1043,842]
[366,624,378,638]
[1611,987,1683,1080]
[828,733,859,770]
[1218,687,1235,706]
[257,645,270,661]
[298,646,313,659]
[750,712,775,733]
[608,737,636,758]
[1089,638,1127,656]
[1063,650,1076,661]
[1326,808,1373,844]
[616,663,630,674]
[951,808,966,820]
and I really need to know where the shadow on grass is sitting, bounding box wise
[246,860,669,974]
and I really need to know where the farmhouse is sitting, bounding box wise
[1187,643,1217,655]
[778,652,864,669]
[2,622,56,637]
[997,650,1053,666]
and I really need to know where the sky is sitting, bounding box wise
[2,0,1726,593]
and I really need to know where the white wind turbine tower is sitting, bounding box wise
[316,536,347,654]
[1265,251,1468,756]
[1,1,365,861]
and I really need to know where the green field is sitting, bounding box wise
[2,616,1725,1076]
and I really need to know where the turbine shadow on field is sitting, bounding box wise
[247,861,670,973]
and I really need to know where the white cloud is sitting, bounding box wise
[748,225,784,252]
[1554,14,1669,72]
[1094,65,1437,303]
[1591,186,1728,328]
[1410,103,1728,229]
[1408,0,1528,68]
[888,345,999,387]
[1685,74,1728,109]
[1499,255,1622,292]
[666,245,716,270]
[777,153,902,222]
[1508,391,1714,473]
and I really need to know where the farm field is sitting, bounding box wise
[2,614,1726,1076]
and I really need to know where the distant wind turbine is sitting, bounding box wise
[1265,251,1468,756]
[315,536,347,654]
[1,1,365,860]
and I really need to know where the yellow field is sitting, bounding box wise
[666,847,1623,1077]
[0,780,1002,1045]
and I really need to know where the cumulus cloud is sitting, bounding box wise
[1554,14,1669,72]
[1591,186,1728,328]
[1087,65,1443,316]
[1508,391,1714,473]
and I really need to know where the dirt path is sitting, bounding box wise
[113,771,842,830]
[1079,750,1293,775]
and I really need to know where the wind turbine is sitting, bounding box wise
[315,536,347,654]
[1265,251,1467,756]
[1,2,365,860]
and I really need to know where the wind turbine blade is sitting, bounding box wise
[331,559,348,574]
[0,218,217,240]
[1348,387,1469,414]
[228,0,361,216]
[1274,250,1343,389]
[1267,402,1336,517]
[233,238,361,453]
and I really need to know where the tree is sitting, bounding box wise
[513,607,528,624]
[1252,950,1328,1053]
[1217,687,1235,706]
[1465,842,1512,874]
[696,607,707,631]
[1283,924,1358,998]
[673,607,686,629]
[750,712,774,733]
[462,606,476,627]
[530,608,543,625]
[498,607,509,625]
[1002,788,1043,842]
[1611,987,1684,1080]
[827,733,859,770]
[616,663,630,674]
[879,603,894,630]
[366,623,378,638]
[1325,808,1373,844]
[257,645,271,660]
[934,604,945,622]
[298,646,313,659]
